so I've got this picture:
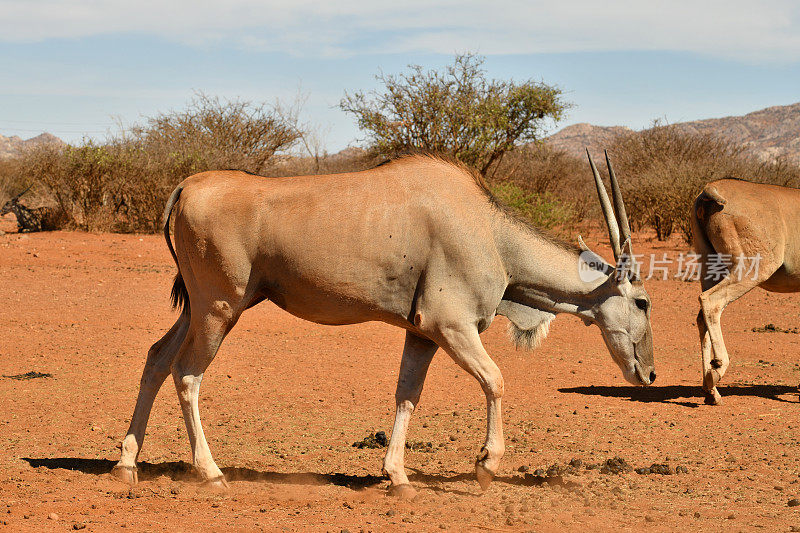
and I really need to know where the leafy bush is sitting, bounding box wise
[341,53,569,176]
[0,157,24,205]
[608,122,800,242]
[131,93,301,175]
[13,93,303,233]
[491,143,592,222]
[490,181,576,230]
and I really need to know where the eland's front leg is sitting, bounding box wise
[437,325,504,491]
[383,332,438,498]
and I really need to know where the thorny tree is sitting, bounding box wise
[341,53,569,176]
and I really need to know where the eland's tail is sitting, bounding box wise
[162,185,189,314]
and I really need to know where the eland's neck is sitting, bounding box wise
[493,216,609,321]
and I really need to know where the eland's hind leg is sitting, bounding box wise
[382,331,438,498]
[113,313,190,484]
[697,272,722,405]
[699,259,777,404]
[697,309,719,405]
[171,299,241,488]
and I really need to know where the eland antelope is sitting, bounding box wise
[112,152,654,496]
[693,179,800,405]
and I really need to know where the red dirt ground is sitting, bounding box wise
[2,216,800,532]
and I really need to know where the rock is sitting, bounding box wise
[518,465,529,473]
[788,498,800,507]
[675,466,689,474]
[569,458,583,469]
[648,463,674,475]
[48,513,59,521]
[727,513,735,519]
[72,524,86,530]
[635,467,651,475]
[352,431,388,449]
[600,457,632,475]
[406,441,434,452]
[694,512,701,518]
[645,515,656,523]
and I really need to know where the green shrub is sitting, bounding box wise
[490,181,576,230]
[14,93,303,233]
[341,53,569,176]
[492,143,592,222]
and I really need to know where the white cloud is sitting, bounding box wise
[1,0,799,62]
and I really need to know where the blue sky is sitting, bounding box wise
[1,1,798,152]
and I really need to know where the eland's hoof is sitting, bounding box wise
[703,388,722,406]
[387,483,417,500]
[202,476,230,492]
[110,464,138,485]
[475,462,496,491]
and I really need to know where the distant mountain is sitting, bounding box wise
[546,123,632,158]
[0,132,64,159]
[546,102,800,164]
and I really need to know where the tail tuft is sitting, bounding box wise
[163,185,187,314]
[170,273,189,314]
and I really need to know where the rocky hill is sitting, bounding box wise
[546,102,800,164]
[0,132,63,159]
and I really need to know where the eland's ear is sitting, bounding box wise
[614,237,639,282]
[577,235,614,278]
[577,235,592,253]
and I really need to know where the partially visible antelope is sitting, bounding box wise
[0,186,62,232]
[112,152,654,497]
[693,179,800,405]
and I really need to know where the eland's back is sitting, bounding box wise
[170,156,504,327]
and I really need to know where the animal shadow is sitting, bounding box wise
[23,457,384,488]
[23,458,548,493]
[558,384,798,406]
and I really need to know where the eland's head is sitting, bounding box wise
[579,150,655,386]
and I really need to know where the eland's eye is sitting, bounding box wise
[635,298,649,311]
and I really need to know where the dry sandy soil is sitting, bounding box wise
[2,216,800,532]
